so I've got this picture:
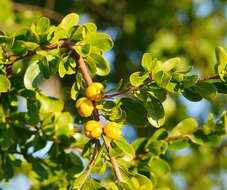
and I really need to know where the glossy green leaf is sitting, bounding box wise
[106,79,123,93]
[154,71,171,88]
[215,46,227,81]
[121,98,147,126]
[183,75,199,88]
[148,158,170,176]
[71,82,79,100]
[132,174,153,190]
[86,53,110,76]
[160,57,180,72]
[182,87,203,102]
[59,13,79,32]
[18,40,39,51]
[85,32,113,52]
[32,163,48,181]
[169,118,198,137]
[82,179,107,190]
[147,84,167,102]
[195,82,217,100]
[141,53,154,73]
[74,43,91,56]
[0,75,10,92]
[213,82,227,94]
[83,23,97,33]
[113,138,135,158]
[36,17,50,35]
[146,97,165,128]
[130,72,149,86]
[54,112,74,137]
[168,138,189,150]
[24,61,43,89]
[36,93,64,113]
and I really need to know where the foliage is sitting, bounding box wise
[0,1,226,190]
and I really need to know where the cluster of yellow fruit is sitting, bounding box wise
[75,82,122,140]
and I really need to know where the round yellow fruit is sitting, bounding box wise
[104,122,122,140]
[85,82,104,102]
[76,97,94,117]
[84,120,103,138]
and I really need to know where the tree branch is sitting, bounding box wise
[164,128,203,142]
[104,79,152,98]
[198,75,220,82]
[70,48,124,183]
[104,75,221,98]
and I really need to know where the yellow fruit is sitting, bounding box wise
[85,82,104,102]
[104,122,122,140]
[84,120,103,138]
[76,97,94,117]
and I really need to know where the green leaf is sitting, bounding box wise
[59,13,79,32]
[129,72,149,86]
[113,138,135,158]
[149,128,168,141]
[36,17,50,35]
[85,32,113,52]
[0,75,10,92]
[215,46,227,81]
[36,93,64,113]
[154,71,171,88]
[70,25,87,41]
[121,98,147,126]
[132,174,153,190]
[0,123,14,150]
[187,131,221,146]
[24,61,43,89]
[54,112,74,137]
[160,57,180,72]
[18,40,39,51]
[146,97,165,128]
[168,138,189,150]
[147,84,167,102]
[109,104,126,122]
[148,158,170,176]
[83,23,97,33]
[182,87,202,102]
[32,163,48,181]
[71,82,79,100]
[74,43,91,56]
[106,79,123,93]
[86,53,110,76]
[194,82,217,100]
[169,118,198,137]
[183,75,199,88]
[146,140,168,155]
[141,53,153,73]
[213,82,227,94]
[82,179,106,190]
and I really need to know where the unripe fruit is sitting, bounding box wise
[85,82,104,102]
[84,120,103,139]
[104,122,122,140]
[76,97,94,117]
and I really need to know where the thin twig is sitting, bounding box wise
[104,74,221,98]
[104,79,152,98]
[164,128,203,142]
[198,75,220,82]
